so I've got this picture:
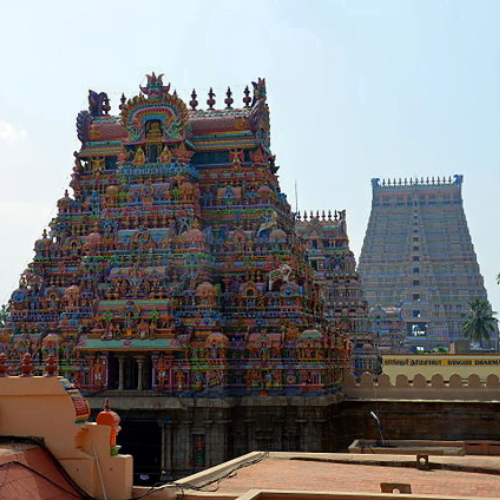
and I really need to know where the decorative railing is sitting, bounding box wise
[371,175,463,188]
[295,210,345,222]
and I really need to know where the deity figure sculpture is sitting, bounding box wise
[176,370,185,391]
[264,370,272,388]
[159,145,172,164]
[124,311,136,337]
[92,356,106,388]
[133,148,146,166]
[156,355,169,390]
[138,319,149,339]
[146,120,163,141]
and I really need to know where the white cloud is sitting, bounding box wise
[0,119,26,143]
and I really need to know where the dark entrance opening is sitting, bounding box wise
[124,357,138,390]
[143,356,152,390]
[107,354,119,389]
[118,417,162,486]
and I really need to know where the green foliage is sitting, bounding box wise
[461,299,498,348]
[431,346,449,353]
[0,304,7,329]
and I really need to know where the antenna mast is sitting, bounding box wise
[295,180,299,213]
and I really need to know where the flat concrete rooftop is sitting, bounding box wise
[177,452,500,499]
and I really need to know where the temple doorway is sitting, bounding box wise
[118,417,162,485]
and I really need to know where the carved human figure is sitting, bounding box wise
[176,370,185,390]
[138,319,149,339]
[264,370,272,388]
[156,355,169,390]
[133,147,146,166]
[92,356,106,388]
[210,343,217,359]
[159,145,172,163]
[124,311,136,337]
[260,342,269,361]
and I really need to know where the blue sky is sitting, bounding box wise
[1,0,499,314]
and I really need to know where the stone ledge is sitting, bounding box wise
[86,393,343,410]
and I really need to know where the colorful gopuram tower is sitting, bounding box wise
[295,210,377,375]
[2,74,350,397]
[358,176,492,351]
[368,305,406,354]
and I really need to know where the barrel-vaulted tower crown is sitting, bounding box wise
[75,72,271,156]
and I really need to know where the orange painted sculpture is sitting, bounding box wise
[96,398,122,452]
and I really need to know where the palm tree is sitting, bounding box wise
[461,299,498,349]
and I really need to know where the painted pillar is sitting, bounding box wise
[159,418,173,480]
[165,420,173,476]
[204,419,212,467]
[136,356,145,390]
[117,355,125,391]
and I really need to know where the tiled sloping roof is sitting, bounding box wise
[84,109,252,144]
[0,442,85,500]
[89,119,128,141]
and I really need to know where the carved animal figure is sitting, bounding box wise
[257,211,278,237]
[269,264,292,291]
[88,90,110,117]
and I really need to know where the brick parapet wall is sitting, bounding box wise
[337,399,500,451]
[343,372,500,401]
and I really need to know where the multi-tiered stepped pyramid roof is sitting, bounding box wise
[3,74,351,395]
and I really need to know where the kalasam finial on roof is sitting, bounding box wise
[140,72,171,97]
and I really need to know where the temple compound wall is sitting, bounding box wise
[358,176,492,351]
[339,399,500,451]
[343,371,500,400]
[339,371,500,452]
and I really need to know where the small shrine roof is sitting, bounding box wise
[89,118,128,141]
[77,141,123,157]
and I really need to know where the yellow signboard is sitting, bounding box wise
[382,355,500,381]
